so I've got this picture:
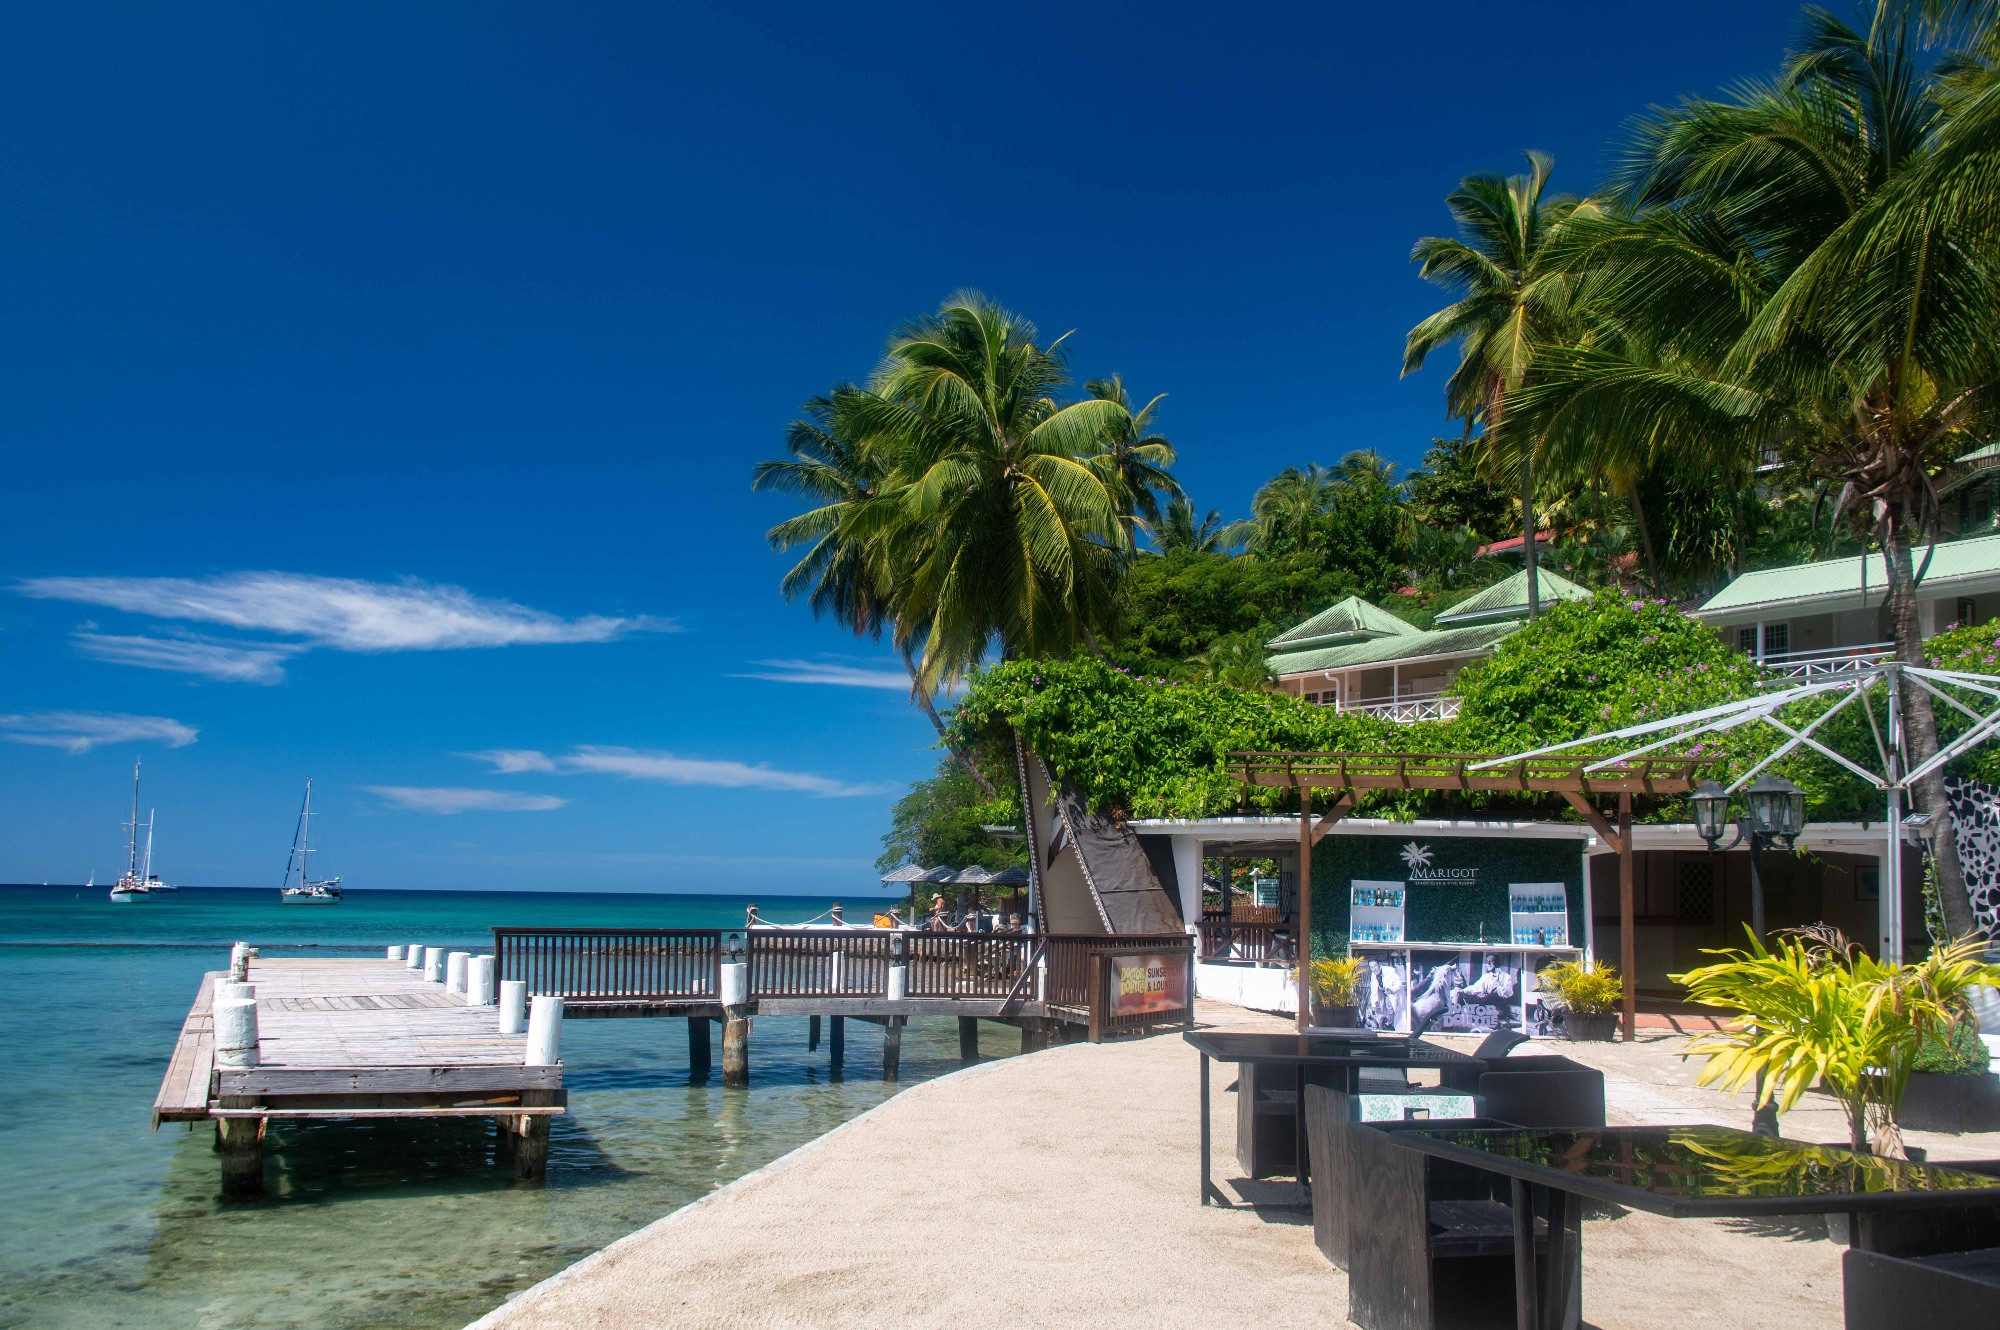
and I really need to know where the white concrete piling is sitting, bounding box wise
[525,995,564,1065]
[446,951,470,995]
[215,979,255,1004]
[229,943,252,982]
[405,944,425,970]
[386,945,405,961]
[886,963,909,1001]
[467,955,495,1006]
[423,946,446,983]
[499,980,528,1034]
[214,997,260,1069]
[720,960,749,1008]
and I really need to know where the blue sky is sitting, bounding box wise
[0,1,1804,893]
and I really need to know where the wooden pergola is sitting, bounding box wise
[1224,751,1711,1038]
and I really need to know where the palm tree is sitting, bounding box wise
[850,292,1137,692]
[1501,3,2000,936]
[1242,463,1339,553]
[755,391,999,795]
[1149,495,1239,554]
[1084,374,1185,534]
[1403,151,1583,618]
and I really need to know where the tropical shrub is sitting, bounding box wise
[1673,930,2000,1153]
[1311,956,1365,1006]
[1536,960,1623,1016]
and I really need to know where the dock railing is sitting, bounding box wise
[493,927,1191,1034]
[493,927,721,1000]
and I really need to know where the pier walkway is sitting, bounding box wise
[154,930,1195,1200]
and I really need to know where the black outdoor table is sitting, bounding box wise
[1390,1124,2000,1330]
[1183,1031,1484,1207]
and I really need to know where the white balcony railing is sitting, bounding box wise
[1758,643,1894,683]
[1338,693,1463,723]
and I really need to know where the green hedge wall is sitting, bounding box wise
[1309,832,1588,962]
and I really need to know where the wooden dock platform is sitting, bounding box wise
[155,955,563,1197]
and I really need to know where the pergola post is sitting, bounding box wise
[1297,790,1312,1032]
[1617,792,1636,1042]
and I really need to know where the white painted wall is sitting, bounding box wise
[1171,835,1202,933]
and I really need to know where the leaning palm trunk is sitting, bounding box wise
[901,643,998,800]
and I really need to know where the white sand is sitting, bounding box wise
[469,1005,1998,1329]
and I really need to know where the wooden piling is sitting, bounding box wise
[829,1015,845,1071]
[957,1016,979,1063]
[808,1014,821,1051]
[512,1089,553,1180]
[882,1016,903,1081]
[217,1099,263,1199]
[687,1015,712,1076]
[722,1016,750,1086]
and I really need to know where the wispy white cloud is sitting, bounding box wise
[16,572,675,681]
[0,710,198,754]
[72,631,302,684]
[734,657,911,690]
[469,745,894,797]
[462,748,559,773]
[364,786,568,815]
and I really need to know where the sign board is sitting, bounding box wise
[1252,876,1279,908]
[1107,952,1188,1017]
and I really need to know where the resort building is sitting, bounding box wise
[1267,569,1590,721]
[1693,530,2000,673]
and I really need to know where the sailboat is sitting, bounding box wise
[279,778,343,904]
[110,761,174,901]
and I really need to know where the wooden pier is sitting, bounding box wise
[154,955,563,1198]
[155,930,1194,1199]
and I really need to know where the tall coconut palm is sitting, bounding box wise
[1149,495,1239,554]
[754,390,999,795]
[1403,151,1583,618]
[1242,463,1339,553]
[852,292,1137,692]
[1084,374,1184,534]
[1501,3,2000,936]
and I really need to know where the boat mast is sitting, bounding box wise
[124,760,142,881]
[142,812,156,882]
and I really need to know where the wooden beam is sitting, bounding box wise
[209,1106,566,1120]
[219,1064,561,1096]
[1297,796,1312,1032]
[1309,793,1355,845]
[1557,791,1615,843]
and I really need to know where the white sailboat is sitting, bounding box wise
[110,761,174,901]
[279,778,343,904]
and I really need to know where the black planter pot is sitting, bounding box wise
[1311,1002,1362,1029]
[1899,1071,2000,1133]
[1560,1011,1619,1042]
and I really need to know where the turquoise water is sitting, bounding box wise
[0,886,1000,1330]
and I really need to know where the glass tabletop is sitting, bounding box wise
[1395,1125,2000,1217]
[1182,1031,1478,1065]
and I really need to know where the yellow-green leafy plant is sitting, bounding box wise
[1311,956,1365,1007]
[1673,928,2000,1154]
[1538,960,1622,1015]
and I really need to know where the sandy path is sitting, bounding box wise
[467,1005,1992,1329]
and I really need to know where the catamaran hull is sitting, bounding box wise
[280,893,341,904]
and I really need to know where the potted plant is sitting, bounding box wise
[1899,1015,2000,1133]
[1538,960,1622,1041]
[1673,927,2000,1153]
[1309,956,1365,1028]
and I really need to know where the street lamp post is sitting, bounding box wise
[1694,774,1805,1138]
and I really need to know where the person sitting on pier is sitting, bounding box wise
[926,895,948,931]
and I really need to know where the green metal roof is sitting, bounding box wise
[1266,595,1420,651]
[1433,567,1593,625]
[1696,532,2000,621]
[1268,620,1521,676]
